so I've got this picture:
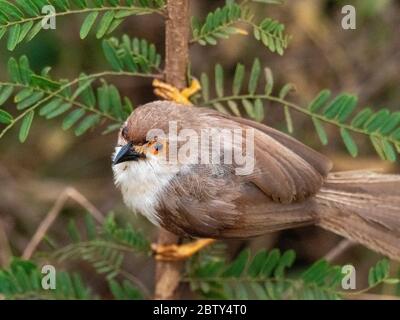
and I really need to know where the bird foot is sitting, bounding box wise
[152,78,201,106]
[151,238,215,261]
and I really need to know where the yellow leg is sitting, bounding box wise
[151,238,215,261]
[152,78,201,106]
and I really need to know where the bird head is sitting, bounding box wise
[112,132,168,165]
[112,102,173,166]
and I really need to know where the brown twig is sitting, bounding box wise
[22,187,104,260]
[324,239,356,263]
[0,219,12,267]
[346,293,400,300]
[154,0,190,300]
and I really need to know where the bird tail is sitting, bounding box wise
[315,171,400,261]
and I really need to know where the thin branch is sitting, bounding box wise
[204,94,400,145]
[0,220,12,267]
[324,239,356,263]
[0,6,164,29]
[22,187,104,260]
[154,0,190,300]
[0,71,162,139]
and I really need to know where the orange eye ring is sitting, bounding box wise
[152,142,163,155]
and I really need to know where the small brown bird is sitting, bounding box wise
[113,81,400,261]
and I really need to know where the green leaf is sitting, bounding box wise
[364,109,390,133]
[102,40,122,71]
[25,21,42,42]
[62,109,86,130]
[39,98,63,116]
[254,98,264,122]
[351,108,373,128]
[97,85,110,112]
[8,57,21,83]
[370,136,386,160]
[109,85,124,119]
[102,123,121,135]
[248,59,261,94]
[72,76,94,100]
[234,282,248,300]
[368,259,390,286]
[340,128,358,157]
[74,114,100,136]
[72,0,87,9]
[96,11,115,39]
[46,103,72,119]
[67,219,81,242]
[312,117,328,145]
[382,140,396,163]
[0,1,24,20]
[323,94,348,119]
[284,106,293,133]
[222,249,249,277]
[383,278,400,285]
[379,112,400,135]
[274,250,295,278]
[0,27,6,40]
[109,280,124,299]
[215,64,224,98]
[242,99,254,119]
[302,260,329,284]
[106,18,124,35]
[227,100,241,117]
[7,24,21,51]
[14,88,33,103]
[16,92,44,110]
[16,0,40,16]
[0,109,13,124]
[250,282,268,300]
[308,90,331,112]
[19,110,34,143]
[213,102,228,114]
[80,12,99,39]
[19,55,32,85]
[31,75,61,90]
[232,63,244,95]
[200,73,209,101]
[84,214,97,240]
[0,85,14,105]
[264,67,273,95]
[337,95,357,122]
[391,127,400,141]
[279,83,295,99]
[18,21,34,43]
[262,249,280,277]
[248,250,267,277]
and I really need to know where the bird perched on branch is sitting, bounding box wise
[112,79,400,261]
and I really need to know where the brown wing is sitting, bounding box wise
[158,164,316,238]
[194,108,333,203]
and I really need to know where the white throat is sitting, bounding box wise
[112,147,180,226]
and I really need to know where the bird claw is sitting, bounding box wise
[152,78,201,106]
[151,238,215,261]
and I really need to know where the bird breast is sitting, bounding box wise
[112,149,181,226]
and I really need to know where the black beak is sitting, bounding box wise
[113,142,142,165]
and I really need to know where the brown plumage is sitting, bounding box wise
[113,101,400,260]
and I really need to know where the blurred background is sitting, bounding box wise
[1,0,400,298]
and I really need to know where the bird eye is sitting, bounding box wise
[122,126,128,139]
[154,142,163,152]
